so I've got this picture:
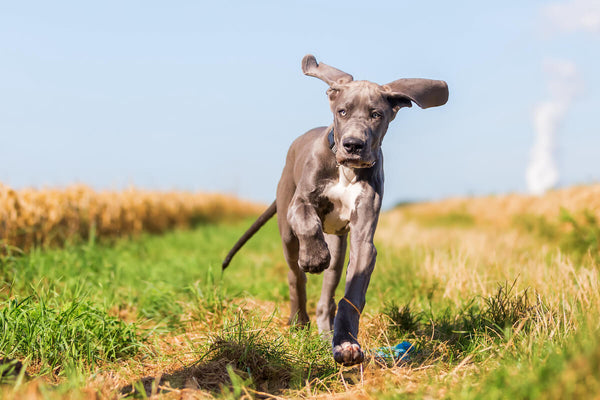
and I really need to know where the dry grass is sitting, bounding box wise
[377,185,600,307]
[397,184,600,228]
[0,183,263,252]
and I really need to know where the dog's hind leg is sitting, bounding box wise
[280,229,310,326]
[316,233,347,335]
[287,267,309,326]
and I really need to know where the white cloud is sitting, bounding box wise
[544,0,600,34]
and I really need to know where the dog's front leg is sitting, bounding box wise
[287,196,331,274]
[332,191,381,366]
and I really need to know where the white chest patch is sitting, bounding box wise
[322,166,363,235]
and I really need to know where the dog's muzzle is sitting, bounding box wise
[328,128,377,168]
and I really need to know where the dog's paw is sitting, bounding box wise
[298,240,330,274]
[333,342,364,366]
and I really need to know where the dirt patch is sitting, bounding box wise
[121,339,295,397]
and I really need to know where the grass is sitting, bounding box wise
[512,208,600,262]
[0,295,142,375]
[559,208,600,261]
[408,210,475,228]
[0,186,599,398]
[121,314,337,397]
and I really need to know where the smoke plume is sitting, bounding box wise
[526,60,580,195]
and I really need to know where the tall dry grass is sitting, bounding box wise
[376,184,600,328]
[0,183,264,252]
[399,184,600,227]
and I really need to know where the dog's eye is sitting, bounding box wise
[371,111,382,119]
[338,109,347,117]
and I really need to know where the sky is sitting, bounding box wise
[1,1,599,208]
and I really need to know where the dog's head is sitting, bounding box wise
[302,54,448,168]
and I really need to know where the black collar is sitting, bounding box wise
[327,127,337,155]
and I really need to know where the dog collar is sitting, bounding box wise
[327,128,337,155]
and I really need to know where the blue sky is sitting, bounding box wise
[1,1,598,208]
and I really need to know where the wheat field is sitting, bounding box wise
[0,183,263,252]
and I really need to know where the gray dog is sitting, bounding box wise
[223,55,448,366]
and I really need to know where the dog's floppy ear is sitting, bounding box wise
[383,78,449,111]
[302,54,353,86]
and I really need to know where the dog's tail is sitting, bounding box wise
[222,200,277,270]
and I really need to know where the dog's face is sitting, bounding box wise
[328,81,410,168]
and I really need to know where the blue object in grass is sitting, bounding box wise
[371,341,414,362]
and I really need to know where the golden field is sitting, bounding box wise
[0,183,263,252]
[396,184,600,227]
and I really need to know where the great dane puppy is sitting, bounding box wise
[223,55,448,366]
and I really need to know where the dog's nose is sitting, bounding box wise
[342,137,365,155]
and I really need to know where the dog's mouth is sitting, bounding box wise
[338,157,377,169]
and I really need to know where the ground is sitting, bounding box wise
[0,186,599,399]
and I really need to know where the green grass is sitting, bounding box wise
[198,314,336,392]
[449,323,600,400]
[513,208,600,262]
[409,210,476,228]
[559,208,600,262]
[0,295,142,374]
[1,218,285,325]
[381,281,557,364]
[0,213,599,398]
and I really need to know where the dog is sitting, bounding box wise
[222,54,448,366]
